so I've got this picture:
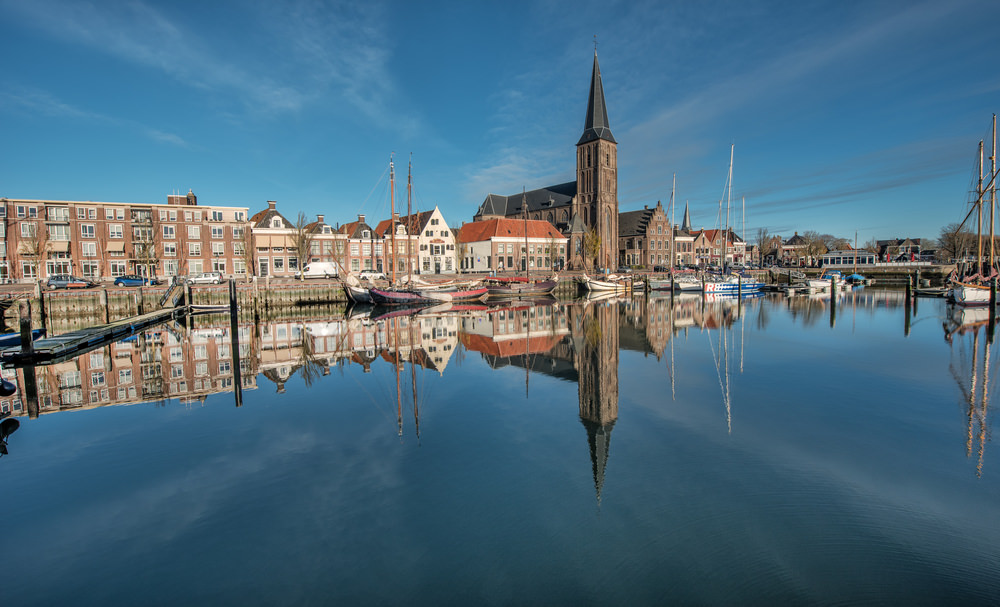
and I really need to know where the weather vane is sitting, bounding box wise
[594,35,598,51]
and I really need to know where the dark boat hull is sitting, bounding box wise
[485,278,558,298]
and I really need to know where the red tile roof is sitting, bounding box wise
[458,218,566,243]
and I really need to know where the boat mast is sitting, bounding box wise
[523,188,529,281]
[741,196,745,266]
[407,155,413,284]
[854,231,858,275]
[978,140,984,273]
[670,173,676,271]
[390,154,397,285]
[725,144,734,270]
[991,114,997,272]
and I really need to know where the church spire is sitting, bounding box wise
[681,202,692,232]
[578,51,616,146]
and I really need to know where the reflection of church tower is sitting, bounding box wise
[575,51,618,270]
[577,300,619,502]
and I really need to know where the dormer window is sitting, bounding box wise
[272,218,282,228]
[322,227,331,234]
[361,230,370,238]
[396,225,406,235]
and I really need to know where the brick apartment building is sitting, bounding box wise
[0,190,248,283]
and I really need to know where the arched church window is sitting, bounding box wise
[547,212,554,223]
[561,210,568,222]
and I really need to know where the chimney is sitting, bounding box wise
[358,213,365,223]
[268,200,276,210]
[317,214,325,224]
[644,204,648,210]
[187,189,197,205]
[393,212,400,222]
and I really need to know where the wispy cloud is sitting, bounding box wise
[0,86,188,147]
[0,0,407,127]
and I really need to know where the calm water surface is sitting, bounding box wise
[1,290,997,605]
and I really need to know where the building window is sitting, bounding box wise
[109,224,123,239]
[164,243,177,257]
[211,211,224,221]
[81,242,97,257]
[211,226,224,239]
[81,224,95,238]
[187,226,201,239]
[80,261,99,278]
[21,261,36,280]
[163,225,175,239]
[189,243,201,256]
[109,261,127,277]
[20,223,36,238]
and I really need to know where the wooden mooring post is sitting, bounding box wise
[228,279,243,407]
[19,300,33,355]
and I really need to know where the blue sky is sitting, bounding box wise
[2,0,999,244]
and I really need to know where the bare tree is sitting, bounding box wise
[938,223,974,262]
[293,212,316,281]
[239,224,255,282]
[754,227,770,265]
[21,221,47,280]
[801,230,828,264]
[583,227,601,271]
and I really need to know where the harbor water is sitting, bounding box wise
[0,289,997,605]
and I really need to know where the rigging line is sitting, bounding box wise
[357,163,391,214]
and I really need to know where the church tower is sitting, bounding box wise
[576,50,618,270]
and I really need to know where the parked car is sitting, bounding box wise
[114,275,162,287]
[653,265,668,272]
[358,270,386,281]
[47,274,97,289]
[615,266,633,274]
[187,272,223,285]
[296,262,340,279]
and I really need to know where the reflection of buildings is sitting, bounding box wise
[0,320,257,418]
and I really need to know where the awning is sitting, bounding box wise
[17,243,35,255]
[254,235,271,248]
[107,241,126,253]
[48,241,70,253]
[272,236,293,248]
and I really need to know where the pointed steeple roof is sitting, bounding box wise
[681,202,692,232]
[577,51,616,146]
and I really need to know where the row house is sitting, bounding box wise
[302,214,342,269]
[618,200,672,267]
[779,232,809,266]
[457,218,567,272]
[384,206,458,274]
[672,230,696,266]
[0,192,248,283]
[690,228,746,267]
[249,200,297,278]
[372,213,423,277]
[337,214,417,276]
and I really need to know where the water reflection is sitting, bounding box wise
[943,304,997,477]
[0,289,994,480]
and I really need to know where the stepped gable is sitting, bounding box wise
[618,206,655,237]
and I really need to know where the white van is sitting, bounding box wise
[297,262,340,279]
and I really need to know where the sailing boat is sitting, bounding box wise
[369,155,489,306]
[951,115,998,306]
[702,145,763,295]
[484,190,559,297]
